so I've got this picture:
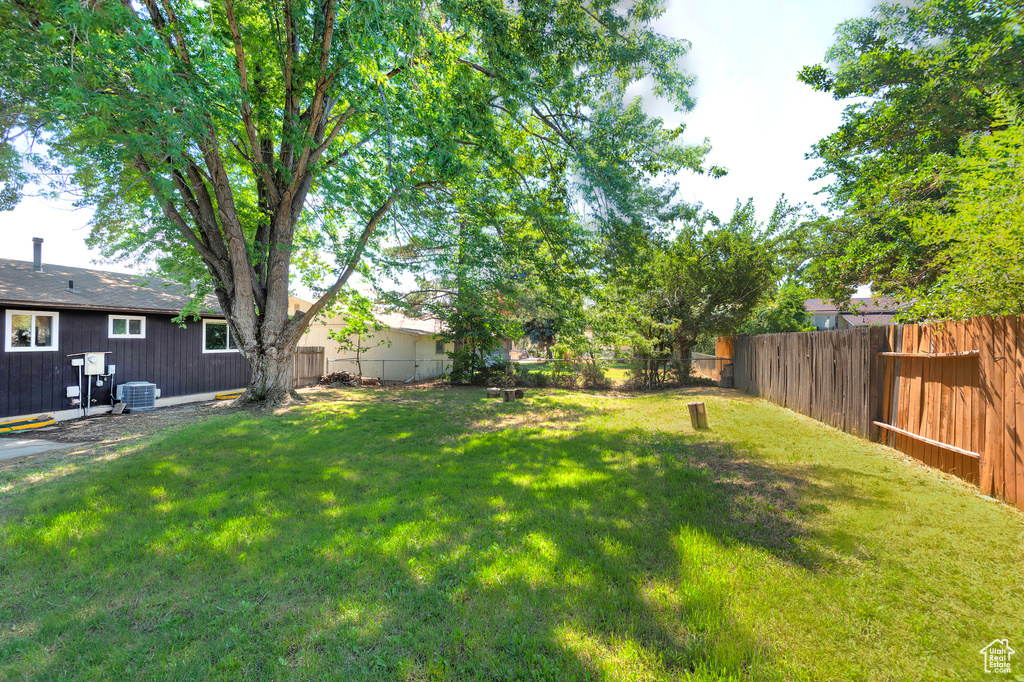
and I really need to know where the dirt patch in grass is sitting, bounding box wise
[0,386,356,469]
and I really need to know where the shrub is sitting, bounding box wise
[580,361,610,389]
[549,359,581,388]
[447,351,509,386]
[623,357,717,391]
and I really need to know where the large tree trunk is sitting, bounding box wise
[675,336,695,360]
[239,343,296,405]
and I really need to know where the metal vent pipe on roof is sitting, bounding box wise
[32,237,43,271]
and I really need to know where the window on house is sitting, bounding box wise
[5,310,59,352]
[203,320,238,353]
[435,339,445,355]
[108,315,146,339]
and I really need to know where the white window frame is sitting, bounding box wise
[5,309,60,352]
[435,339,446,355]
[202,319,239,353]
[108,314,146,339]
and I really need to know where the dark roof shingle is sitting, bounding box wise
[0,259,222,315]
[840,313,898,327]
[805,297,906,314]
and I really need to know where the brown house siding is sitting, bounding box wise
[1,307,250,419]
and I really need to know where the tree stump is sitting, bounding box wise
[503,388,517,403]
[514,388,524,399]
[486,387,501,398]
[687,402,708,429]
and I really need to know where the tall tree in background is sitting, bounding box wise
[798,0,1024,308]
[736,281,814,335]
[2,0,709,403]
[653,200,780,358]
[913,120,1024,318]
[588,199,780,387]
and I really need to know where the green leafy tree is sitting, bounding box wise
[654,200,783,357]
[437,284,520,385]
[587,199,781,389]
[326,290,388,380]
[913,120,1024,318]
[798,0,1024,305]
[2,0,708,404]
[383,152,602,382]
[737,281,814,335]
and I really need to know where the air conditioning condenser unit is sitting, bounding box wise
[117,382,158,411]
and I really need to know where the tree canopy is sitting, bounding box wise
[584,198,782,388]
[912,120,1024,318]
[1,0,715,401]
[652,200,779,356]
[797,0,1024,310]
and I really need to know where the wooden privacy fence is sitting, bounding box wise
[722,316,1024,512]
[729,327,887,440]
[294,346,324,388]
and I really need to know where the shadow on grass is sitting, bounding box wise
[0,390,862,680]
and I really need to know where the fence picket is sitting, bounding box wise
[1003,316,1017,506]
[1016,316,1024,506]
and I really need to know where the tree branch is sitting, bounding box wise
[223,0,281,210]
[457,58,499,79]
[283,188,403,345]
[135,158,232,291]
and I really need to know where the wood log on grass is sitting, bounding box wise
[687,402,708,429]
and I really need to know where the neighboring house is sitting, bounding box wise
[291,297,454,382]
[804,297,907,331]
[1,240,250,421]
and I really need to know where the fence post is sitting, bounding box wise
[980,316,998,496]
[866,326,887,441]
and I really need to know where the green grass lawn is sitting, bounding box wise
[1,387,1022,680]
[519,360,631,387]
[600,362,631,384]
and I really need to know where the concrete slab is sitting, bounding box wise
[0,438,88,461]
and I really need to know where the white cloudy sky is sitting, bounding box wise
[650,0,875,219]
[1,0,876,277]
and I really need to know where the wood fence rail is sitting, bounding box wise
[720,315,1024,513]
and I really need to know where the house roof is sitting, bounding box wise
[981,639,1015,653]
[374,311,445,337]
[805,297,906,315]
[0,258,223,315]
[289,296,444,337]
[840,313,898,327]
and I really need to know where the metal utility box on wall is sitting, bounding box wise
[83,352,106,375]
